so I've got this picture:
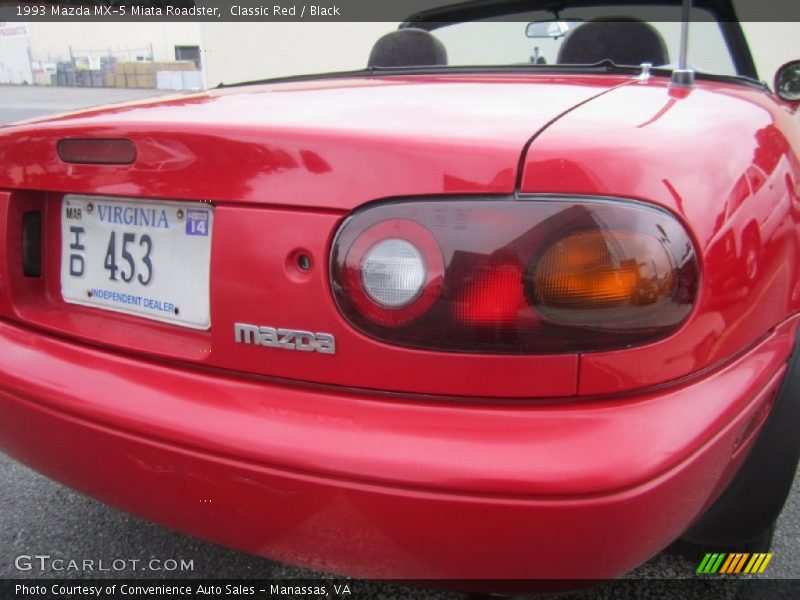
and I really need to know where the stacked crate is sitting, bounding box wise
[102,56,118,88]
[113,62,129,88]
[111,61,196,89]
[154,61,201,90]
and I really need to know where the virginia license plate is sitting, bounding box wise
[61,195,213,330]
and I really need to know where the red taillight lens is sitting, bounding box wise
[331,198,698,353]
[57,139,136,165]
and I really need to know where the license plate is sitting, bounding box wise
[61,195,213,330]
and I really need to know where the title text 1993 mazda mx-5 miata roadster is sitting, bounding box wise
[1,0,800,586]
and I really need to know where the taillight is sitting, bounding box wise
[331,197,698,353]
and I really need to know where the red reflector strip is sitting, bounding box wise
[57,139,137,165]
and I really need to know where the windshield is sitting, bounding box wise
[429,6,736,76]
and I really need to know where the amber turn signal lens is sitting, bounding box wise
[532,230,677,325]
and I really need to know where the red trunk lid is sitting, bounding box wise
[0,74,630,398]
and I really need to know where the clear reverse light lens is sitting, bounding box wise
[361,238,426,307]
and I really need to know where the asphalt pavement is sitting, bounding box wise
[0,85,174,123]
[0,84,798,598]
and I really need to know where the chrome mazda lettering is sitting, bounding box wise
[234,323,335,355]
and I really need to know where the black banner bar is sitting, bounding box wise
[3,578,800,599]
[1,0,799,23]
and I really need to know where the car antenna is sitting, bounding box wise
[672,0,696,86]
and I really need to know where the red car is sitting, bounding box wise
[1,0,800,587]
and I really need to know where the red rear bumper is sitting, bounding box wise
[0,318,794,580]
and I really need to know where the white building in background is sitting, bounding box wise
[742,23,800,86]
[0,20,796,89]
[0,22,33,84]
[28,21,203,64]
[199,22,394,86]
[0,21,203,87]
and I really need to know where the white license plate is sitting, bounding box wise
[61,195,213,330]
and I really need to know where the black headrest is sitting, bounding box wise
[368,28,448,68]
[557,18,669,67]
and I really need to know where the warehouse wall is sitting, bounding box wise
[0,23,33,85]
[200,22,395,87]
[742,22,799,83]
[27,22,202,64]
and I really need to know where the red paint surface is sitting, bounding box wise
[0,317,793,579]
[0,75,629,208]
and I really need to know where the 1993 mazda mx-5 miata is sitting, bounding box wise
[1,0,800,585]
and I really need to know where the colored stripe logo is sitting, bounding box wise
[696,552,773,574]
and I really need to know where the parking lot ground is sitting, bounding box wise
[0,84,798,598]
[1,84,176,123]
